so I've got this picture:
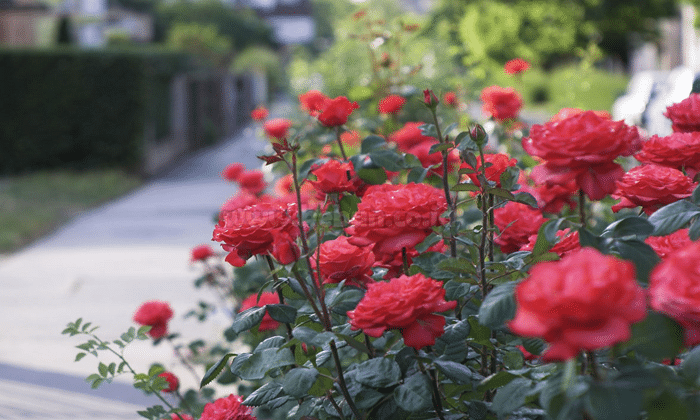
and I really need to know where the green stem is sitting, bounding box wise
[579,189,587,228]
[414,349,446,420]
[330,340,363,420]
[336,126,348,160]
[429,107,457,258]
[265,255,295,346]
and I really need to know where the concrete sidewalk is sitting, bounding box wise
[0,102,292,417]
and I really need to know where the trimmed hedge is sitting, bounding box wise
[0,48,193,175]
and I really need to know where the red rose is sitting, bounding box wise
[190,244,216,262]
[389,122,435,151]
[649,241,700,346]
[251,106,268,121]
[405,141,459,177]
[340,130,361,147]
[263,118,293,139]
[346,183,447,259]
[504,58,530,75]
[213,202,300,267]
[645,228,692,259]
[423,89,439,107]
[635,132,700,175]
[309,159,360,194]
[378,95,406,114]
[493,201,547,254]
[508,248,646,361]
[549,108,610,123]
[133,301,174,339]
[158,372,179,393]
[515,172,577,214]
[520,228,580,258]
[443,91,458,108]
[664,93,700,133]
[523,110,641,200]
[237,170,267,196]
[221,163,245,181]
[239,292,280,332]
[220,191,270,216]
[313,235,375,287]
[317,96,359,127]
[347,273,457,349]
[462,153,518,188]
[200,394,257,420]
[611,164,696,215]
[480,86,522,122]
[299,90,330,117]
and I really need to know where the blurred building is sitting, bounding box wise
[56,0,153,46]
[231,0,315,45]
[0,0,49,46]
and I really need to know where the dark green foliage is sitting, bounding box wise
[0,48,192,175]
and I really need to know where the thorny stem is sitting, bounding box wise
[289,150,360,417]
[288,151,333,331]
[336,126,348,161]
[402,247,409,275]
[414,349,446,420]
[579,189,587,228]
[364,335,376,358]
[89,334,186,420]
[265,255,295,345]
[326,390,347,420]
[330,340,363,420]
[167,338,200,385]
[429,107,457,258]
[586,351,600,380]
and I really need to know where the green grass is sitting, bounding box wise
[0,169,142,253]
[490,64,630,114]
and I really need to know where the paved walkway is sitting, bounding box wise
[0,101,292,417]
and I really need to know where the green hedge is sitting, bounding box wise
[0,48,193,175]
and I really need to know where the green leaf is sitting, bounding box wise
[613,239,660,285]
[255,336,286,352]
[200,353,236,388]
[147,365,164,377]
[369,150,404,172]
[434,359,480,384]
[682,346,700,386]
[283,367,320,399]
[692,184,700,205]
[491,377,532,416]
[242,382,284,407]
[293,327,335,347]
[299,158,324,180]
[436,257,476,274]
[237,348,296,381]
[428,142,453,154]
[503,351,524,370]
[690,218,700,241]
[340,194,361,218]
[602,216,654,239]
[74,353,86,362]
[418,123,438,138]
[452,182,480,192]
[583,382,643,420]
[478,282,516,329]
[648,200,700,236]
[444,280,471,301]
[522,338,546,356]
[406,166,429,183]
[266,304,297,324]
[456,132,477,151]
[646,390,688,420]
[478,371,516,391]
[355,358,402,388]
[230,306,266,335]
[98,362,109,377]
[512,191,538,208]
[357,167,387,185]
[394,372,433,412]
[500,166,520,191]
[361,135,387,154]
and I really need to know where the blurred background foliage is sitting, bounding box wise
[290,0,700,114]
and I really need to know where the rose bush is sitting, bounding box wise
[65,13,700,420]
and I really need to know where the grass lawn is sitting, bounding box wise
[0,169,142,253]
